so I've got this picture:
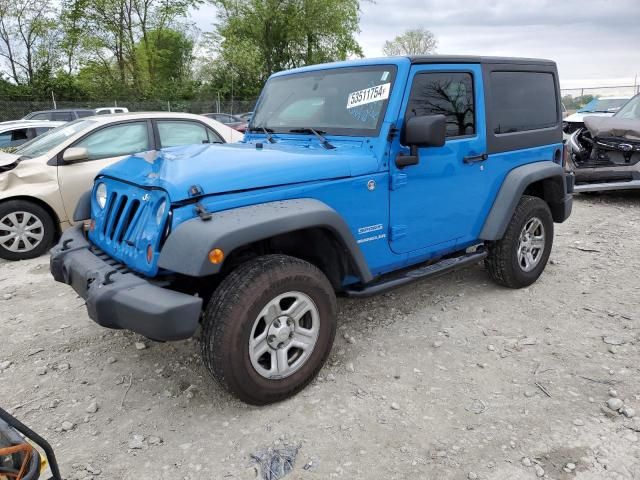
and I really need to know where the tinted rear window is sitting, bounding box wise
[29,113,49,120]
[490,71,558,134]
[52,112,74,121]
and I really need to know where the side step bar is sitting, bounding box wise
[344,249,487,298]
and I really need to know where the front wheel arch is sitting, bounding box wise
[0,195,62,237]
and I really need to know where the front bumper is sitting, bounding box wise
[50,225,202,341]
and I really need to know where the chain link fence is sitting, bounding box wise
[560,85,640,112]
[0,98,257,122]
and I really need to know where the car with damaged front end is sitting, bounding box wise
[567,93,640,192]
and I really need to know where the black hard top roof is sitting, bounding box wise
[409,55,556,66]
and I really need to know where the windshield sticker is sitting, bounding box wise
[381,71,390,81]
[347,83,391,109]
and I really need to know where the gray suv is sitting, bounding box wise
[22,109,96,122]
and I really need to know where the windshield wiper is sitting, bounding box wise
[247,125,276,143]
[289,128,335,150]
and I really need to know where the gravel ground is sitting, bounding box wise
[1,192,640,480]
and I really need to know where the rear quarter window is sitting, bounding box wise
[52,112,74,121]
[490,71,558,134]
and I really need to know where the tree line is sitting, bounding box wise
[0,0,439,103]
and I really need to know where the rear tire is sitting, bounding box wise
[0,200,55,261]
[201,254,337,405]
[485,195,553,288]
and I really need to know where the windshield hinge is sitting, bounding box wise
[390,173,408,190]
[387,127,399,142]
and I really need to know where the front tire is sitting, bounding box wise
[485,195,553,288]
[0,200,55,261]
[201,254,337,405]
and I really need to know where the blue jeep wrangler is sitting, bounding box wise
[50,56,573,404]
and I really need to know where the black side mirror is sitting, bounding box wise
[405,114,447,148]
[396,114,447,168]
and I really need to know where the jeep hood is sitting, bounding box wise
[98,142,377,202]
[584,116,640,141]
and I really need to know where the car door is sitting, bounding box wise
[154,119,224,147]
[57,121,152,222]
[388,64,492,254]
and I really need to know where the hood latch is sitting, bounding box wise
[195,202,212,221]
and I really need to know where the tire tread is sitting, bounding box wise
[485,195,553,289]
[201,254,336,405]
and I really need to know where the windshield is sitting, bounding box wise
[250,66,397,136]
[14,120,96,158]
[578,98,629,113]
[614,95,640,120]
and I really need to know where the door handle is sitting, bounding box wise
[463,153,488,164]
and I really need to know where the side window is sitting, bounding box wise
[35,127,53,135]
[52,112,73,121]
[0,131,12,147]
[406,72,475,138]
[490,71,557,134]
[73,122,149,160]
[95,110,110,115]
[10,128,30,145]
[29,113,49,120]
[157,121,213,147]
[77,111,94,118]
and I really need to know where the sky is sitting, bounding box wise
[192,0,640,91]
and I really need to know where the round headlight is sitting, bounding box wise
[156,200,166,225]
[95,183,107,209]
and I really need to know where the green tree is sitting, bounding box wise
[0,0,59,86]
[211,0,362,91]
[68,0,200,98]
[136,28,197,98]
[383,28,437,56]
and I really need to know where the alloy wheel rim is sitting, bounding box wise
[517,217,545,272]
[0,211,45,253]
[249,291,320,379]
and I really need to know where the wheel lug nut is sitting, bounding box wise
[268,335,275,342]
[289,332,294,338]
[274,320,280,328]
[278,342,284,349]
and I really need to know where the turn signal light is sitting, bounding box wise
[208,248,224,264]
[146,244,153,263]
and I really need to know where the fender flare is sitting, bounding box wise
[158,198,374,282]
[479,161,570,241]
